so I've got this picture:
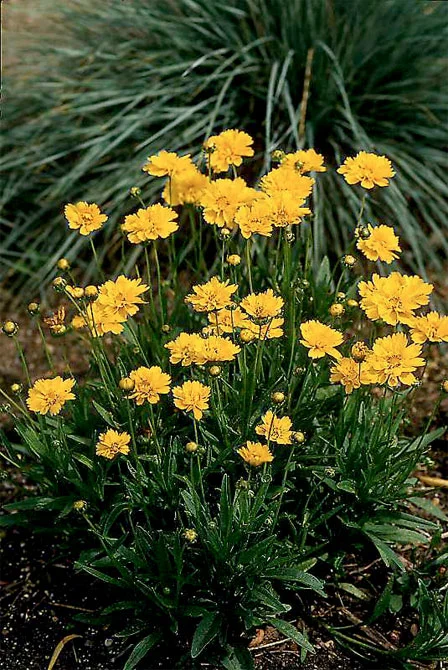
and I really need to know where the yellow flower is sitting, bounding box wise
[255,411,293,444]
[269,191,311,228]
[364,332,424,387]
[337,152,395,189]
[204,129,254,173]
[358,273,433,325]
[129,366,171,405]
[351,342,370,363]
[260,166,314,199]
[208,307,250,334]
[185,276,237,313]
[234,198,275,239]
[201,335,241,363]
[240,289,284,320]
[27,376,75,415]
[97,276,148,321]
[237,441,274,467]
[142,150,193,177]
[162,167,208,206]
[96,429,131,460]
[357,224,401,263]
[76,302,125,337]
[330,357,368,394]
[165,332,206,366]
[122,204,178,243]
[247,317,284,340]
[281,149,326,174]
[200,178,256,228]
[172,380,211,421]
[299,320,343,359]
[408,312,448,344]
[64,202,108,236]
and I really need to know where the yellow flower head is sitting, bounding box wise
[337,152,395,189]
[240,289,284,320]
[204,129,254,173]
[358,272,433,325]
[364,332,424,387]
[269,191,311,228]
[122,204,178,243]
[255,410,293,444]
[201,335,241,363]
[227,254,242,266]
[200,178,256,228]
[165,332,206,366]
[162,167,208,206]
[330,357,369,394]
[208,307,250,334]
[237,441,274,467]
[260,166,314,199]
[235,198,274,239]
[142,150,193,177]
[408,312,448,344]
[299,320,343,359]
[246,317,284,340]
[96,429,131,460]
[281,149,326,174]
[357,224,401,263]
[74,302,125,337]
[97,276,148,321]
[172,380,211,421]
[129,366,171,405]
[185,276,237,313]
[64,202,108,236]
[27,376,75,415]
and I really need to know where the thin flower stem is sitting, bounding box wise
[36,320,55,373]
[13,335,31,385]
[89,237,104,281]
[153,242,165,324]
[245,239,253,293]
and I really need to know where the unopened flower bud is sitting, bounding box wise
[227,254,241,266]
[240,329,255,343]
[220,227,231,238]
[73,500,87,511]
[27,302,40,315]
[209,365,221,377]
[351,342,369,363]
[336,292,346,301]
[161,324,171,334]
[343,254,356,267]
[185,441,198,453]
[10,383,22,394]
[84,285,98,301]
[57,258,70,271]
[293,431,306,444]
[130,186,141,197]
[271,391,285,404]
[271,150,285,163]
[329,303,344,317]
[52,276,67,292]
[183,528,197,543]
[51,324,67,337]
[72,287,85,299]
[2,321,18,336]
[441,380,448,393]
[119,377,135,393]
[285,231,295,243]
[347,299,358,308]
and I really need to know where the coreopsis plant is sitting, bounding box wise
[1,132,447,669]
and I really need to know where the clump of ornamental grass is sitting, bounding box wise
[1,133,447,668]
[2,0,448,294]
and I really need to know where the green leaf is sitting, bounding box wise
[269,619,314,654]
[369,576,394,623]
[73,452,94,470]
[265,568,325,596]
[191,612,221,659]
[337,480,356,494]
[76,564,124,587]
[339,582,371,601]
[92,401,116,427]
[388,594,403,614]
[408,497,448,522]
[222,645,254,670]
[123,632,162,670]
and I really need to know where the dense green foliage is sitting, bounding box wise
[2,0,448,292]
